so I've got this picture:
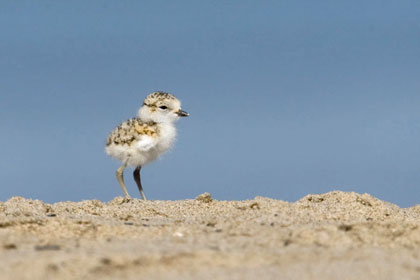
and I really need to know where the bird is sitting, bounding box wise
[105,91,189,200]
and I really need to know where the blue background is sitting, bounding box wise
[1,1,420,206]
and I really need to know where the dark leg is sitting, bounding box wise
[133,166,147,200]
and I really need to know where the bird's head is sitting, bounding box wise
[138,91,189,123]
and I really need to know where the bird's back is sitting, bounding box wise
[106,117,158,146]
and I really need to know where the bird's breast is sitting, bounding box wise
[155,123,177,153]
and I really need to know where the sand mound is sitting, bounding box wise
[1,191,420,280]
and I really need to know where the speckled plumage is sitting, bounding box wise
[105,91,189,200]
[144,91,177,104]
[106,118,158,146]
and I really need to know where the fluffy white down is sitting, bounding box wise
[106,123,177,166]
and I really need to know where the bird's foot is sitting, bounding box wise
[121,196,132,204]
[139,189,147,201]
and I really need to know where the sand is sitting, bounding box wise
[1,191,420,280]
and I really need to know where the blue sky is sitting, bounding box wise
[1,1,420,206]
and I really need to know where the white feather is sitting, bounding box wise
[136,135,157,151]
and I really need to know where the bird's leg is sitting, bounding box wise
[116,161,131,200]
[133,166,147,200]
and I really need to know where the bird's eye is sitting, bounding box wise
[159,106,168,110]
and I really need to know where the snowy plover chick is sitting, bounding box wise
[105,91,189,200]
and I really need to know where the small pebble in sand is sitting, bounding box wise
[195,192,213,203]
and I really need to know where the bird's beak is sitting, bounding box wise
[176,109,189,117]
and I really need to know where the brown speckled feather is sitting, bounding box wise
[106,118,159,146]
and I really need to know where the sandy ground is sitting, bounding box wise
[1,191,420,280]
